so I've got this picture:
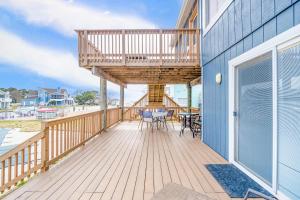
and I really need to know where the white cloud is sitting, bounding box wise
[0,28,147,100]
[0,0,156,37]
[0,28,100,88]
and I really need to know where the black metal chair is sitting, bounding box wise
[191,115,201,137]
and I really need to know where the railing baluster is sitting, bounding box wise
[14,153,18,184]
[1,160,5,192]
[34,141,37,173]
[27,145,31,178]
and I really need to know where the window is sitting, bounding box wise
[205,0,226,26]
[203,0,232,35]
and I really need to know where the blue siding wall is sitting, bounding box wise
[201,0,300,160]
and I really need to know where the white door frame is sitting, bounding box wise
[228,24,300,200]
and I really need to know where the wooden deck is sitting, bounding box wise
[4,121,233,200]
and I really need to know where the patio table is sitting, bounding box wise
[179,112,199,138]
[152,111,168,130]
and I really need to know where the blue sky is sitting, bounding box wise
[0,0,182,100]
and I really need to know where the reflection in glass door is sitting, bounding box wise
[235,52,273,185]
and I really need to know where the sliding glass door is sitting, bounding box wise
[235,52,273,185]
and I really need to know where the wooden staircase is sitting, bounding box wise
[148,84,165,107]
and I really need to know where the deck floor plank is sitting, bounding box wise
[4,122,235,200]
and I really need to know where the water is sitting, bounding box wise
[0,128,17,155]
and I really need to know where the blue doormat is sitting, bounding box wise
[206,164,273,198]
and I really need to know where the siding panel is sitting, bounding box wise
[295,1,300,25]
[251,0,262,30]
[241,0,251,37]
[276,6,294,34]
[262,0,275,23]
[275,0,291,14]
[264,18,277,42]
[234,0,243,41]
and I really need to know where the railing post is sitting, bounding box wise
[122,30,126,66]
[41,122,49,172]
[196,29,200,64]
[81,117,86,144]
[159,29,163,66]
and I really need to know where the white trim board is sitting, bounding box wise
[228,24,300,200]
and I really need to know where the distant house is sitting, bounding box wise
[0,90,12,109]
[21,88,74,106]
[21,90,39,106]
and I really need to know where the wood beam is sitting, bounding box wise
[190,77,201,86]
[92,66,127,88]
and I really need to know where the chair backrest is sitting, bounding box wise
[138,109,143,117]
[167,110,174,117]
[143,111,153,118]
[157,108,165,112]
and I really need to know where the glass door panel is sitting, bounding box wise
[235,52,273,184]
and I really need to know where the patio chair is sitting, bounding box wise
[140,111,158,132]
[166,110,175,129]
[191,114,201,137]
[157,109,174,130]
[137,109,144,128]
[157,108,166,112]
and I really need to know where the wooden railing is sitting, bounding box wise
[122,92,200,121]
[123,106,188,121]
[0,108,121,193]
[77,29,200,67]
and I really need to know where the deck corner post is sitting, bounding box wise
[120,85,124,121]
[196,29,200,64]
[41,122,49,172]
[100,77,107,130]
[187,82,192,113]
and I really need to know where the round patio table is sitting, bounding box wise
[179,112,199,138]
[152,111,168,130]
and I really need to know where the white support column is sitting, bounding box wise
[100,77,107,130]
[120,85,124,121]
[187,83,192,113]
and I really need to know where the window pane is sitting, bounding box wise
[236,52,273,184]
[205,0,227,27]
[278,43,300,199]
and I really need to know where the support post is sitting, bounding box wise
[41,122,49,172]
[120,85,124,121]
[100,77,107,130]
[187,83,192,113]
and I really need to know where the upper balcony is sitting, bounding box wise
[76,29,200,85]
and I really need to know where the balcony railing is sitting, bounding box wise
[76,29,200,68]
[0,108,121,193]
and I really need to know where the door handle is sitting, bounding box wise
[233,111,238,117]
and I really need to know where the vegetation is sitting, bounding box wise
[0,87,29,103]
[0,120,41,132]
[75,91,96,105]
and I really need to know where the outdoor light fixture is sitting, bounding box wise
[216,73,222,85]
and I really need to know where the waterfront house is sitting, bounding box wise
[21,90,39,107]
[0,90,12,109]
[21,88,74,106]
[2,0,300,199]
